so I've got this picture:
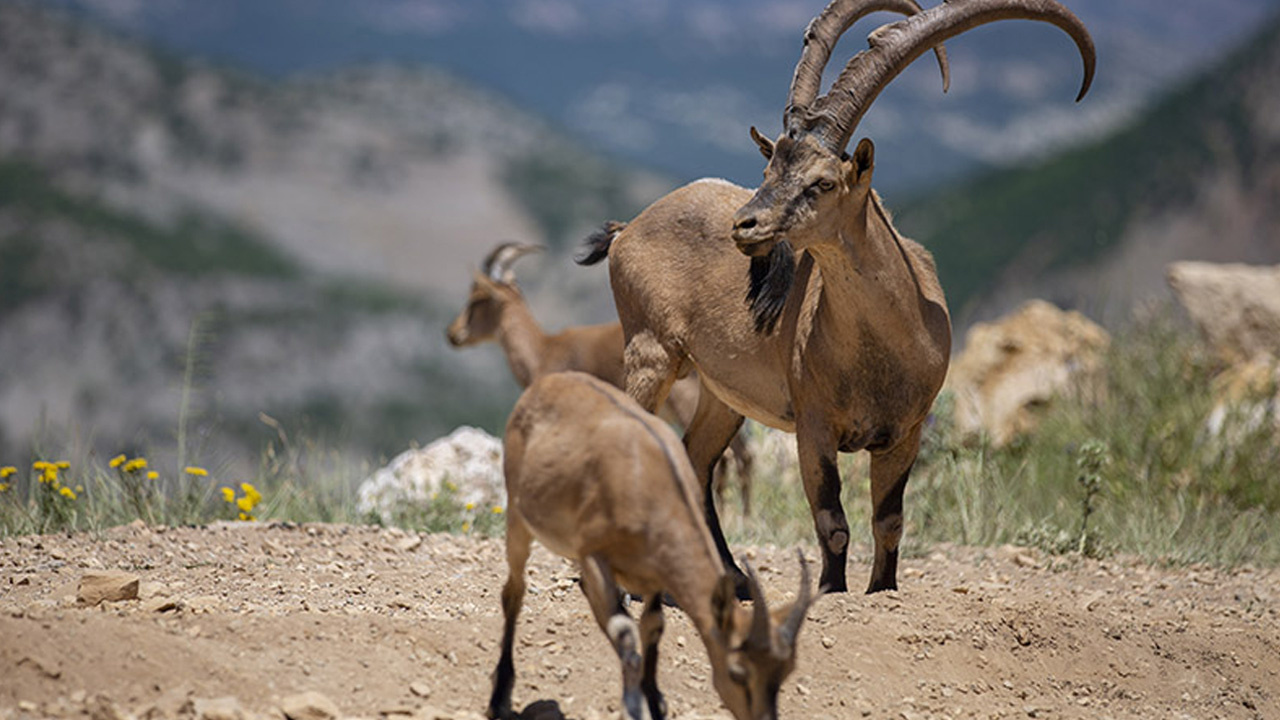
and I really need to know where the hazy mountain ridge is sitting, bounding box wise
[0,2,661,466]
[896,12,1280,327]
[55,0,1280,193]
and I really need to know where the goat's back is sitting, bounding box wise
[502,372,710,580]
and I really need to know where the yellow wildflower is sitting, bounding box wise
[236,496,255,513]
[76,485,84,493]
[59,486,77,500]
[42,467,58,484]
[33,461,50,471]
[464,501,476,511]
[1,466,17,478]
[492,506,504,515]
[220,487,235,503]
[146,470,159,480]
[239,483,261,505]
[124,458,148,473]
[0,483,10,493]
[55,461,70,470]
[238,512,256,522]
[445,480,458,492]
[109,454,127,468]
[184,466,208,477]
[462,521,471,533]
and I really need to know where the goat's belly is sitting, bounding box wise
[697,369,796,432]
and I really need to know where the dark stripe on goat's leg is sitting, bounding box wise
[488,520,532,720]
[581,555,646,720]
[868,427,922,593]
[813,456,850,593]
[640,594,669,720]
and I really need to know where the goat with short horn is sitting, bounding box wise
[491,371,813,720]
[579,0,1095,595]
[447,241,755,512]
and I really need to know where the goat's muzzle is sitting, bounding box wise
[731,208,776,257]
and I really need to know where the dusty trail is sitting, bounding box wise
[1,522,1276,719]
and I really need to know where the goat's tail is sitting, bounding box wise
[574,220,627,266]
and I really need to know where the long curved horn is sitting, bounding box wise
[482,242,545,283]
[786,0,950,134]
[803,0,1096,153]
[743,561,772,651]
[776,550,813,655]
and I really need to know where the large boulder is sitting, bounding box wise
[357,426,505,520]
[1166,262,1280,364]
[946,300,1110,446]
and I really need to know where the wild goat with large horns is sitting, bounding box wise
[492,371,813,720]
[579,0,1095,595]
[447,241,754,513]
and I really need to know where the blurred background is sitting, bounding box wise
[3,0,1280,474]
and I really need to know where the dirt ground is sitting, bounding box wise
[1,521,1276,720]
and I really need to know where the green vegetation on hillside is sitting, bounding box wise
[0,159,298,282]
[501,148,649,250]
[7,309,1276,570]
[896,16,1280,319]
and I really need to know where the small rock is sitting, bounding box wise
[86,695,128,720]
[185,595,224,613]
[280,691,340,720]
[1014,554,1041,569]
[77,571,140,606]
[396,536,423,553]
[409,682,431,698]
[821,635,837,649]
[142,597,178,613]
[194,696,244,720]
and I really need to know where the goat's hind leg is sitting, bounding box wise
[685,388,749,598]
[639,594,668,720]
[581,554,647,720]
[487,517,533,720]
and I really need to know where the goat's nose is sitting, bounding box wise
[734,215,758,231]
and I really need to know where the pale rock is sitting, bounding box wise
[77,571,140,606]
[356,427,505,519]
[945,300,1109,445]
[194,696,245,720]
[1167,261,1280,364]
[280,692,340,720]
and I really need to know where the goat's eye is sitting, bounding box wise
[815,178,836,192]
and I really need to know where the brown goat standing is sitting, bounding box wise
[492,371,812,720]
[579,0,1095,595]
[447,242,754,514]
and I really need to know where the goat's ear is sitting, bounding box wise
[852,138,875,183]
[750,126,774,160]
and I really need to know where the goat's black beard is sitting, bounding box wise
[745,240,796,335]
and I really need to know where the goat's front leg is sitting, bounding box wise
[622,330,679,414]
[684,386,748,598]
[867,422,923,593]
[639,594,668,720]
[487,517,533,720]
[796,419,847,593]
[581,554,646,720]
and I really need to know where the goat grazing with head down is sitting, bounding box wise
[579,0,1095,596]
[492,371,813,720]
[447,241,754,514]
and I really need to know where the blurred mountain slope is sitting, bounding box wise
[896,12,1280,326]
[0,2,661,466]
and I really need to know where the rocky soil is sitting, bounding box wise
[2,522,1277,720]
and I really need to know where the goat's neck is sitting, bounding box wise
[663,536,733,658]
[806,194,916,320]
[495,298,549,388]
